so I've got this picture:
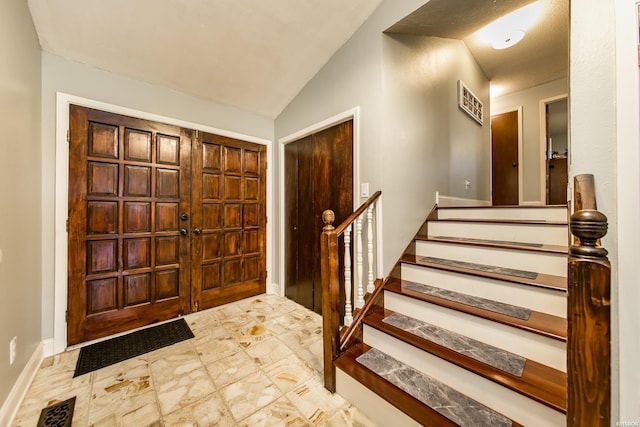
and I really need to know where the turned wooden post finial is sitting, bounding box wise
[323,210,335,232]
[570,209,608,258]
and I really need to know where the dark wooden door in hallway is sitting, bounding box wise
[67,105,266,345]
[491,110,519,205]
[285,120,353,314]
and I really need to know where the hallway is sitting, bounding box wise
[13,296,375,426]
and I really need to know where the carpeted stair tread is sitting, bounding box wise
[356,347,515,427]
[335,343,525,427]
[364,310,567,413]
[385,277,567,341]
[401,253,567,291]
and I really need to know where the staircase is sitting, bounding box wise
[334,205,569,426]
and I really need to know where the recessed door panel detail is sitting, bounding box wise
[88,123,118,159]
[88,162,118,196]
[124,129,152,162]
[68,105,266,346]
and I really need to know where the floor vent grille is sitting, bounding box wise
[36,397,75,427]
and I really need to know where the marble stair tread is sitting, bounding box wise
[356,347,515,427]
[364,310,567,413]
[415,234,569,254]
[401,253,567,292]
[335,343,524,427]
[402,280,532,320]
[385,277,567,341]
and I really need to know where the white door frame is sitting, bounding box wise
[490,105,524,205]
[538,94,569,204]
[277,107,360,297]
[53,92,274,354]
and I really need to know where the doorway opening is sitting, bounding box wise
[541,96,569,205]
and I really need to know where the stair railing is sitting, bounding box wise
[567,174,611,426]
[321,190,382,392]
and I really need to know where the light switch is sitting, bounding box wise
[360,183,370,198]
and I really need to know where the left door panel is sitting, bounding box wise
[67,105,192,345]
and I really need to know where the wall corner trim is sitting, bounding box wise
[0,341,44,426]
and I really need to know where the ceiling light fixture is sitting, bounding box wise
[476,1,542,50]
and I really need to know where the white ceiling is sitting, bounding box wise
[28,0,567,119]
[386,0,569,98]
[27,0,383,119]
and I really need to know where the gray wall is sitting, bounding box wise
[275,0,490,278]
[491,78,568,203]
[0,0,42,408]
[40,53,274,339]
[381,34,489,270]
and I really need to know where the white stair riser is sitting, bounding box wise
[415,240,567,277]
[384,291,567,372]
[364,326,566,427]
[428,221,568,246]
[401,263,567,318]
[437,207,567,222]
[336,369,422,427]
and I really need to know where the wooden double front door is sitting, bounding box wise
[67,105,266,345]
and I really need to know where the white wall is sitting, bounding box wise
[492,77,568,203]
[40,53,275,340]
[0,0,42,410]
[381,34,490,272]
[572,0,640,422]
[614,0,640,420]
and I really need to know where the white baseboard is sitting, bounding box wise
[42,338,55,358]
[435,192,491,207]
[0,341,44,427]
[521,201,544,206]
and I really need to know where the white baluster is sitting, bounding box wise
[343,225,353,326]
[367,205,375,293]
[355,216,364,307]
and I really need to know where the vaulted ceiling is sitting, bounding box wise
[27,0,567,119]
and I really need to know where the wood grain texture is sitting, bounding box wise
[365,310,567,412]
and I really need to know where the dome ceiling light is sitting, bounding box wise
[476,2,542,50]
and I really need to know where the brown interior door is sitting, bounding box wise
[68,105,266,345]
[191,131,266,311]
[491,111,519,206]
[285,120,353,313]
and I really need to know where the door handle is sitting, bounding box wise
[180,228,188,236]
[193,228,202,235]
[180,213,189,221]
[512,163,517,167]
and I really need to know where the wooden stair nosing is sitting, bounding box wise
[401,253,567,292]
[414,234,569,255]
[429,217,568,226]
[385,277,567,341]
[335,343,525,427]
[364,310,567,413]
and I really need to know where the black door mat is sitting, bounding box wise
[37,397,75,427]
[73,318,194,377]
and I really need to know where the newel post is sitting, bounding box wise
[567,208,611,426]
[321,210,340,392]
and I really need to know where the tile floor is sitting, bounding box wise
[13,295,377,426]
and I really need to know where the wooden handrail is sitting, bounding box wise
[567,174,611,426]
[334,191,382,235]
[321,191,382,392]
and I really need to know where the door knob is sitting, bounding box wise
[193,228,202,235]
[180,213,189,221]
[512,163,517,167]
[180,228,188,236]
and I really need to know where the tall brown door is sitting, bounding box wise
[190,131,266,312]
[284,120,353,313]
[491,111,519,205]
[67,105,265,345]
